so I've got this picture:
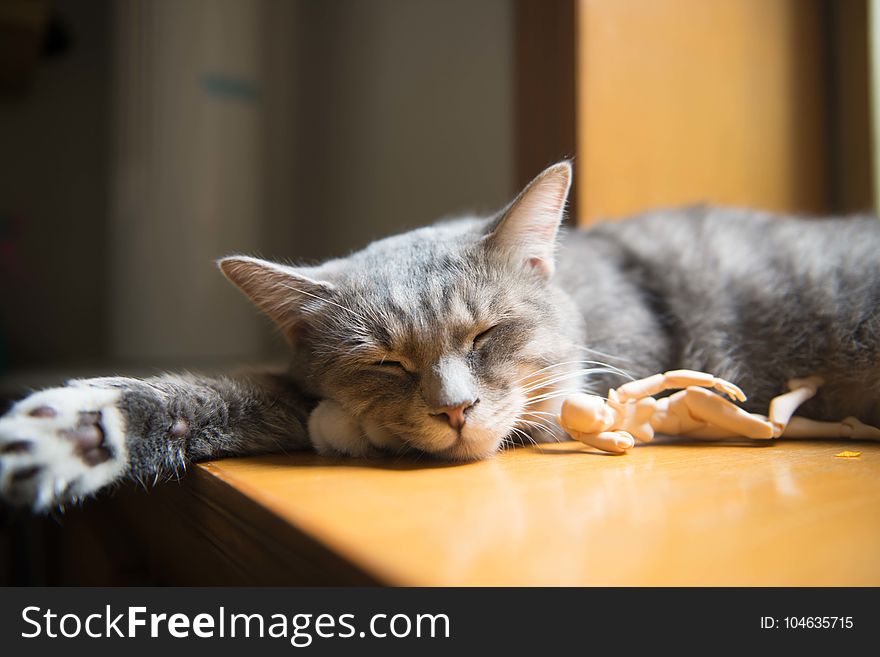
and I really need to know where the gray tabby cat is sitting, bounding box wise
[2,162,879,510]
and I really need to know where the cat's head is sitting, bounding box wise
[220,162,584,459]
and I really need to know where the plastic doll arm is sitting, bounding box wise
[614,369,746,403]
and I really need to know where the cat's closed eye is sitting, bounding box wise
[371,359,409,373]
[472,325,499,349]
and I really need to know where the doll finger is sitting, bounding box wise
[605,431,635,451]
[714,379,746,402]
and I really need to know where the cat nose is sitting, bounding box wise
[430,399,478,430]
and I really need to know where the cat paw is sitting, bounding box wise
[0,386,129,511]
[308,400,374,457]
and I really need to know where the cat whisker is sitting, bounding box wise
[513,359,591,384]
[519,417,550,430]
[521,409,560,421]
[520,367,628,394]
[519,367,594,392]
[514,359,635,385]
[513,409,570,446]
[517,417,562,439]
[524,378,606,398]
[523,393,581,407]
[575,344,634,364]
[509,426,538,447]
[523,389,608,406]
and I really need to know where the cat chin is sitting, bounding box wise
[420,426,506,462]
[427,442,499,462]
[352,409,507,461]
[361,417,408,453]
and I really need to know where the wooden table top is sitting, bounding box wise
[199,439,880,586]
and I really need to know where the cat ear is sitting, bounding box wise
[218,255,333,341]
[485,161,572,278]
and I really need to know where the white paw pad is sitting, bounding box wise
[0,386,128,510]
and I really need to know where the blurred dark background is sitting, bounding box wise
[0,0,876,584]
[0,0,517,388]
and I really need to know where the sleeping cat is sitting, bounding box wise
[2,161,880,510]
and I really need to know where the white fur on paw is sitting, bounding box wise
[307,400,372,457]
[0,386,128,511]
[362,417,408,453]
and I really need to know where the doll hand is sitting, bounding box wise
[564,428,635,454]
[712,378,746,402]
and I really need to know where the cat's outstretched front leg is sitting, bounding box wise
[0,371,313,511]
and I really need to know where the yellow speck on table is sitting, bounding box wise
[182,439,880,586]
[835,451,861,458]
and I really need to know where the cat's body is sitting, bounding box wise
[2,162,879,510]
[558,206,880,424]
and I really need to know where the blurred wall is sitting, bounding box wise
[0,0,515,371]
[0,0,111,370]
[110,0,273,363]
[289,0,514,262]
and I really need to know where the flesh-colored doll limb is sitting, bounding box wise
[767,376,823,433]
[558,372,880,454]
[767,376,880,439]
[614,369,746,404]
[647,375,825,441]
[564,429,635,454]
[664,387,776,439]
[779,416,880,439]
[680,412,880,440]
[672,377,880,441]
